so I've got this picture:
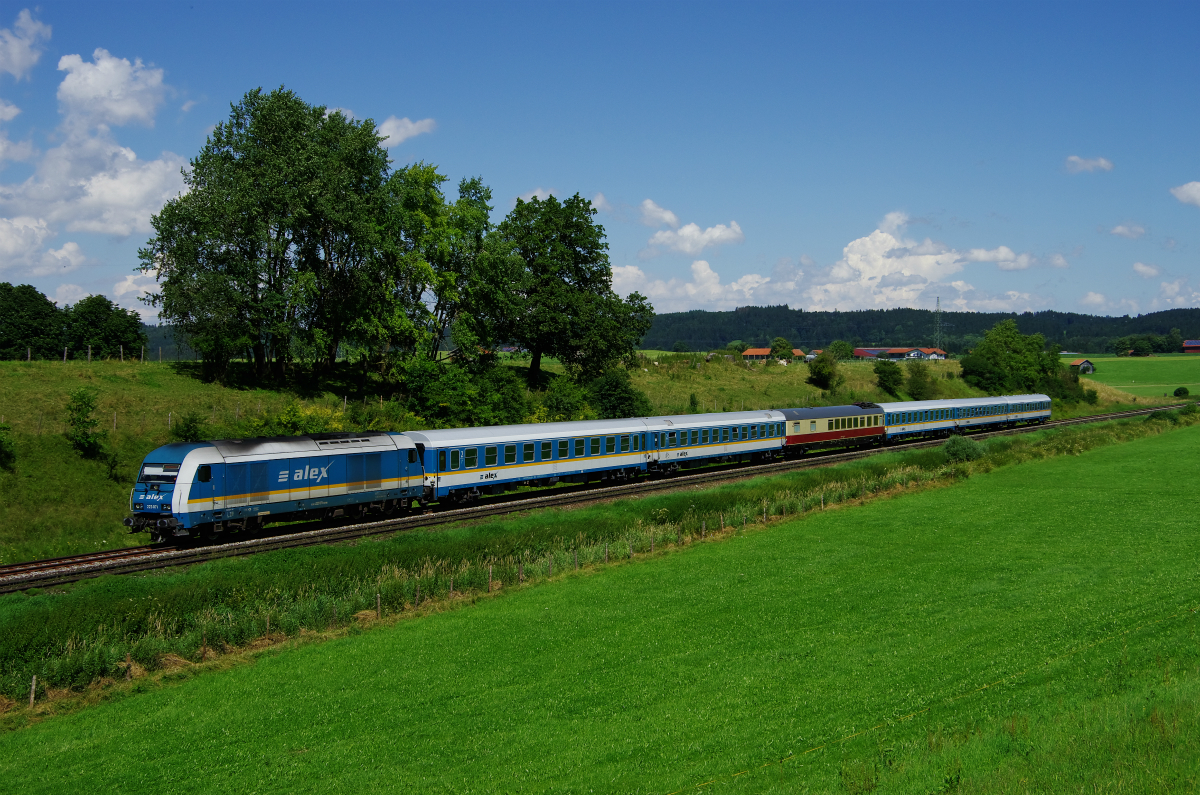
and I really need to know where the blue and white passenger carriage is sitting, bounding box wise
[879,394,1050,441]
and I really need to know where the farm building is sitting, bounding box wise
[1069,358,1095,374]
[1185,340,1200,353]
[741,348,771,361]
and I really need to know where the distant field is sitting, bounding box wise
[4,423,1198,792]
[1079,354,1200,397]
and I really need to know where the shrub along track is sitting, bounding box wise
[0,406,1172,594]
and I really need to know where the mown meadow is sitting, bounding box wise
[1078,353,1200,398]
[1,410,1198,792]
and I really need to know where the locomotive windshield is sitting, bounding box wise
[139,463,180,483]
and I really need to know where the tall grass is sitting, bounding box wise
[2,409,1196,705]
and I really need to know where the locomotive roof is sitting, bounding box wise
[877,394,1050,412]
[209,432,399,458]
[778,404,882,420]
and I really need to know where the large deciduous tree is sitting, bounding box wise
[960,319,1059,394]
[140,88,406,381]
[0,283,62,360]
[63,295,147,359]
[489,193,653,386]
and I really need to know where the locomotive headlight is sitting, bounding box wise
[133,503,144,509]
[161,504,171,511]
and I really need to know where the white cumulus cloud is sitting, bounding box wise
[612,260,773,312]
[57,48,166,128]
[591,192,612,213]
[1132,262,1159,278]
[1049,254,1069,268]
[645,220,744,256]
[33,240,85,276]
[1110,223,1145,239]
[0,215,52,270]
[518,186,554,202]
[0,98,19,122]
[639,199,678,228]
[1170,181,1200,208]
[0,9,49,81]
[962,245,1034,270]
[377,115,435,148]
[53,283,89,306]
[1080,291,1107,307]
[1065,156,1113,174]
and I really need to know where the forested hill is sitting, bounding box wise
[642,305,1200,354]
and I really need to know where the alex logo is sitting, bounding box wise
[277,464,331,484]
[143,493,165,501]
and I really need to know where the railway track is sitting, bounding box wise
[0,405,1175,594]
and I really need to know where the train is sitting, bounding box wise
[126,393,1051,543]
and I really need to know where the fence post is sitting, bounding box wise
[489,564,493,592]
[88,345,91,363]
[449,577,453,596]
[125,652,132,681]
[548,554,552,577]
[120,344,123,362]
[702,520,706,538]
[27,347,30,361]
[141,346,144,363]
[159,346,162,363]
[113,411,117,431]
[63,346,67,362]
[574,548,578,570]
[376,592,381,619]
[651,538,654,553]
[169,411,172,430]
[519,559,524,583]
[29,674,36,707]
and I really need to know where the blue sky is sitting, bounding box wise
[1,1,1197,319]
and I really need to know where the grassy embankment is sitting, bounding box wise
[1,414,1199,791]
[1077,353,1200,398]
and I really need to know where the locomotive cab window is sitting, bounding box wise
[139,464,179,484]
[408,449,418,464]
[197,465,211,483]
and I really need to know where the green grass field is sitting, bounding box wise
[1079,354,1200,397]
[3,422,1198,792]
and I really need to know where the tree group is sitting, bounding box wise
[0,285,146,361]
[140,88,651,389]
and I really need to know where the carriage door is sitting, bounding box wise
[189,465,217,511]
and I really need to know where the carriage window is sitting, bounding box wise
[485,446,498,466]
[604,437,615,454]
[701,429,709,444]
[688,430,696,445]
[634,435,642,451]
[522,443,534,462]
[666,431,676,447]
[574,438,585,457]
[541,441,552,459]
[557,440,567,458]
[590,437,601,455]
[451,450,460,469]
[438,451,447,470]
[504,445,516,464]
[465,448,478,468]
[620,436,630,453]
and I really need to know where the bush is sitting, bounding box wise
[806,351,843,392]
[905,359,938,401]
[589,368,653,419]
[1174,386,1190,397]
[943,434,983,463]
[873,360,904,396]
[170,411,208,442]
[1084,388,1099,405]
[64,387,105,457]
[0,422,15,471]
[672,341,690,353]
